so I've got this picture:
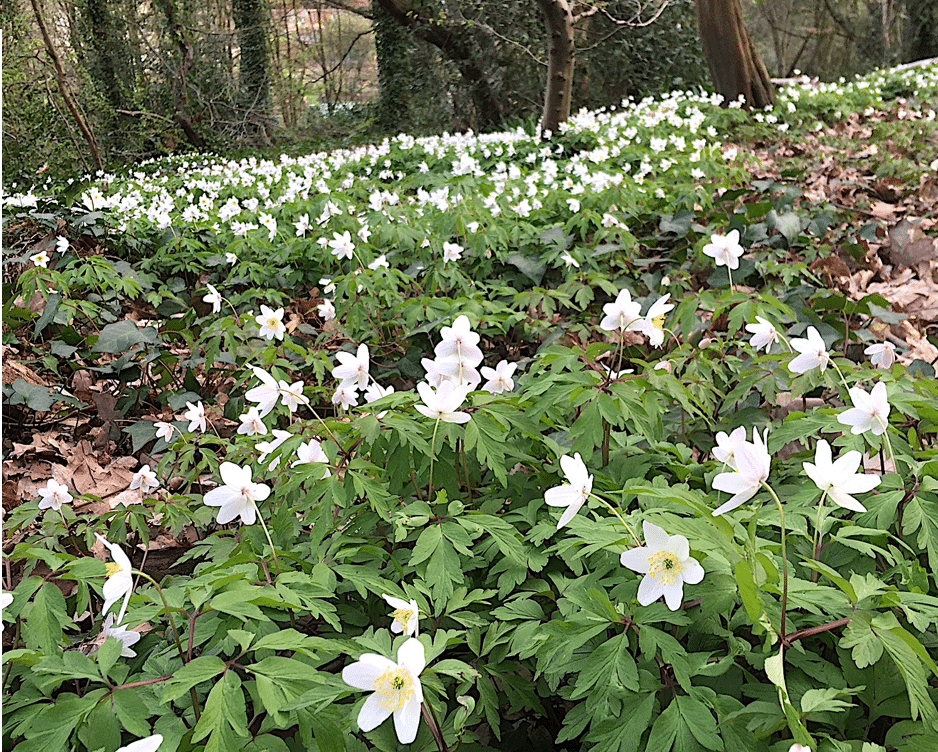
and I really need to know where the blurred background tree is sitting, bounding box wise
[2,0,933,181]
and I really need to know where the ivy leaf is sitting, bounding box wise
[92,319,160,354]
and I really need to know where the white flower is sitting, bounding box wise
[442,242,463,263]
[600,288,643,332]
[544,453,593,529]
[38,479,73,511]
[635,294,675,348]
[256,304,286,341]
[837,382,890,436]
[620,521,705,610]
[318,299,336,321]
[203,283,222,314]
[711,428,771,515]
[256,429,292,470]
[803,439,880,513]
[294,214,310,237]
[203,462,270,525]
[368,254,390,270]
[865,342,896,369]
[746,316,778,353]
[154,421,174,442]
[382,594,420,636]
[415,381,472,424]
[702,229,745,270]
[332,384,359,411]
[238,406,268,436]
[435,316,483,367]
[342,637,426,744]
[115,735,164,752]
[56,236,69,254]
[184,401,207,433]
[278,379,308,412]
[712,426,746,469]
[30,251,50,268]
[95,533,134,623]
[787,745,811,752]
[329,231,355,260]
[101,613,141,658]
[560,251,579,268]
[246,366,281,417]
[129,465,159,494]
[291,439,331,476]
[788,326,830,373]
[332,343,370,391]
[364,382,395,418]
[225,252,238,265]
[481,360,517,394]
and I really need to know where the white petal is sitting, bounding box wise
[343,654,395,689]
[662,582,685,611]
[642,521,669,550]
[357,691,393,732]
[397,637,426,677]
[682,558,705,585]
[393,697,423,744]
[544,485,580,508]
[620,547,651,573]
[637,575,665,606]
[828,489,867,513]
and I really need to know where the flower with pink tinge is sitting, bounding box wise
[184,401,207,433]
[318,299,336,321]
[788,326,830,374]
[332,343,370,391]
[865,342,896,369]
[154,421,174,442]
[328,231,355,260]
[256,305,286,341]
[332,384,359,411]
[291,439,331,476]
[38,479,73,511]
[745,316,778,353]
[238,406,268,436]
[544,453,593,529]
[442,242,463,263]
[803,439,880,513]
[129,465,159,494]
[342,638,426,744]
[416,380,472,424]
[203,462,270,525]
[620,521,704,610]
[837,382,890,436]
[278,379,308,412]
[702,229,745,270]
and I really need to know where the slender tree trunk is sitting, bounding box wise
[29,0,103,169]
[697,0,775,109]
[537,0,575,135]
[232,0,272,138]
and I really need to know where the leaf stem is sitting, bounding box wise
[428,417,441,501]
[760,481,789,641]
[253,502,282,576]
[590,493,641,546]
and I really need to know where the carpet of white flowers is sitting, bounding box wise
[3,62,938,752]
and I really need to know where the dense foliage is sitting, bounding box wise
[3,62,938,752]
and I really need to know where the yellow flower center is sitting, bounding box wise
[105,562,122,576]
[266,317,279,328]
[647,550,683,587]
[373,667,414,712]
[652,314,666,332]
[392,607,414,632]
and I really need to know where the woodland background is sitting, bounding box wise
[3,0,938,183]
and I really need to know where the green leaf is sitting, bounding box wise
[676,694,723,750]
[800,687,857,714]
[584,692,655,752]
[192,671,249,744]
[410,525,442,567]
[160,655,226,702]
[25,582,72,652]
[902,495,938,574]
[112,687,154,737]
[7,378,57,412]
[93,319,160,353]
[767,209,803,245]
[569,632,639,703]
[840,613,884,669]
[210,589,266,620]
[34,293,60,336]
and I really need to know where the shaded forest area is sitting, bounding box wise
[3,0,937,181]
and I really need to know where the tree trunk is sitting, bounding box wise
[697,0,774,109]
[537,0,575,135]
[28,0,103,169]
[154,0,207,148]
[232,0,272,137]
[374,0,505,130]
[372,0,413,132]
